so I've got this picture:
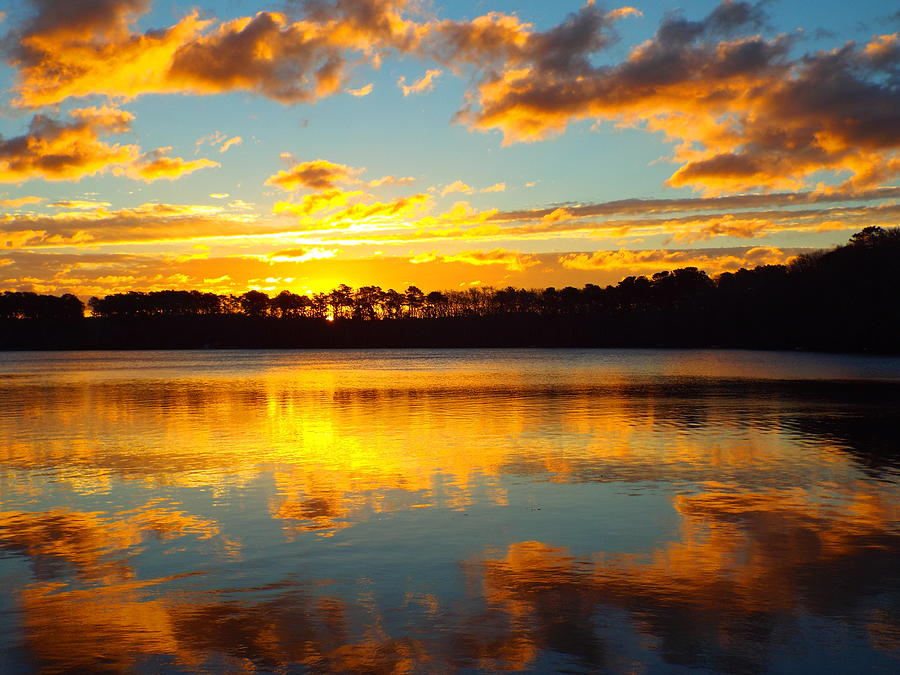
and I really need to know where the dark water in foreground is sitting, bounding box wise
[0,349,898,674]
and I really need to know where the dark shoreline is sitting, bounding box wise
[1,315,896,354]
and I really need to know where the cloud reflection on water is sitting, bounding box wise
[0,350,898,672]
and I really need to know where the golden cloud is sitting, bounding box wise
[346,83,374,97]
[559,246,795,275]
[542,207,573,223]
[0,107,138,183]
[342,202,818,247]
[273,189,364,216]
[322,193,431,227]
[1,229,50,248]
[411,248,538,271]
[440,180,473,196]
[0,196,45,207]
[124,147,219,182]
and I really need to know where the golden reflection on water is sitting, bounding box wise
[1,350,899,673]
[0,502,222,585]
[471,488,900,671]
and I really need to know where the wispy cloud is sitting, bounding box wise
[346,83,374,97]
[218,136,242,153]
[398,69,442,96]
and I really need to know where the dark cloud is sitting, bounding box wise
[491,187,900,222]
[456,2,900,192]
[14,0,149,46]
[168,12,346,103]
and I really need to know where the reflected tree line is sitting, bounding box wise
[3,227,900,351]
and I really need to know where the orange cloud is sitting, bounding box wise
[0,229,51,248]
[429,11,534,67]
[7,1,898,198]
[0,107,138,183]
[266,159,359,191]
[398,68,442,96]
[125,147,219,182]
[11,1,208,107]
[455,4,900,193]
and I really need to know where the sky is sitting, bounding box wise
[0,0,898,298]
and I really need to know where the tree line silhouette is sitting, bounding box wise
[2,227,899,351]
[0,291,85,320]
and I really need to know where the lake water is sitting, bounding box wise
[1,349,899,674]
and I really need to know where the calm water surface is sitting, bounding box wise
[1,349,899,673]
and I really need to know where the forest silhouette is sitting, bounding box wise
[2,227,898,352]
